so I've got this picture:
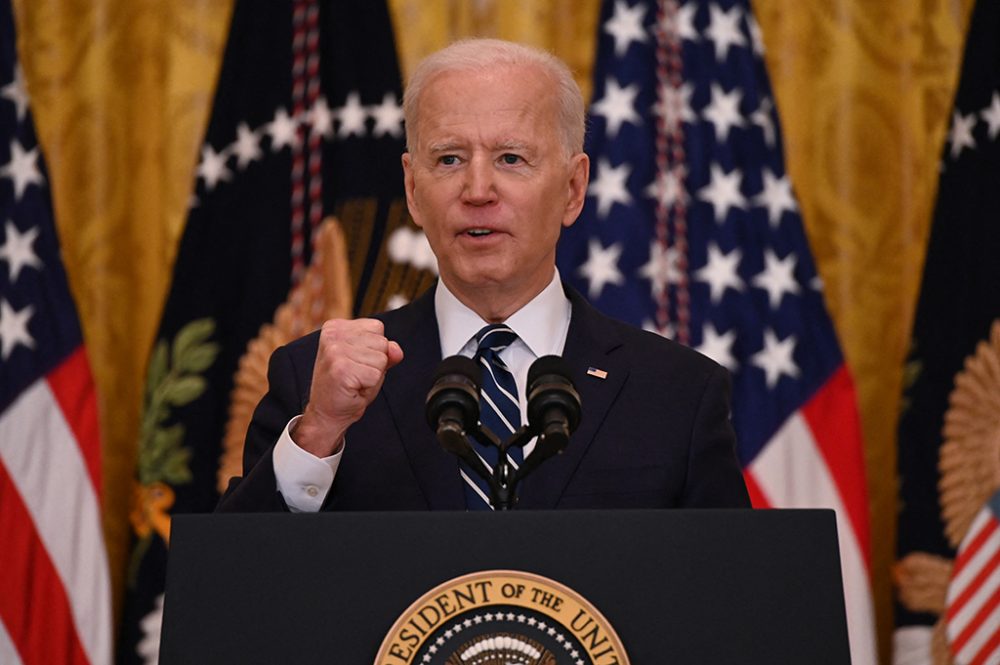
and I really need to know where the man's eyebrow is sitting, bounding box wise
[427,141,463,153]
[494,140,530,151]
[425,139,533,153]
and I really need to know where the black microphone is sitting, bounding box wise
[526,355,581,454]
[425,356,481,456]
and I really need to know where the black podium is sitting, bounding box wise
[160,509,850,664]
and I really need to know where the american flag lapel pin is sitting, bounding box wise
[586,367,608,380]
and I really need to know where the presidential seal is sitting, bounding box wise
[375,570,629,665]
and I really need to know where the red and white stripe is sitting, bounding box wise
[946,503,1000,665]
[0,348,112,665]
[744,365,877,665]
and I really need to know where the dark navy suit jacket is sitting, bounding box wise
[217,284,750,512]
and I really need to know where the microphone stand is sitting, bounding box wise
[463,424,566,511]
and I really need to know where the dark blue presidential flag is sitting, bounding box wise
[119,1,431,661]
[557,1,875,661]
[0,0,111,661]
[894,1,1000,662]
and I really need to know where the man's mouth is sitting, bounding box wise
[466,228,494,237]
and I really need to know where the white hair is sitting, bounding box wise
[402,38,585,155]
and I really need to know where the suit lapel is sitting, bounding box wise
[517,287,629,509]
[379,288,466,510]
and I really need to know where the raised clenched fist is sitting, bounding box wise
[292,318,404,457]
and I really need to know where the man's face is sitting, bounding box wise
[402,64,589,317]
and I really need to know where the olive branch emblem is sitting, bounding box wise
[128,318,220,585]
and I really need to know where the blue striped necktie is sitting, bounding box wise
[463,324,524,510]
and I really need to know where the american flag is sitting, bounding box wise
[0,0,112,663]
[556,0,876,661]
[945,490,1000,665]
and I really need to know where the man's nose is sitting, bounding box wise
[461,156,497,205]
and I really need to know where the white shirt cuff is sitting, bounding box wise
[272,415,343,513]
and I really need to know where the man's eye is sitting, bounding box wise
[439,155,458,166]
[500,153,522,165]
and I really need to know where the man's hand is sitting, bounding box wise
[292,318,404,457]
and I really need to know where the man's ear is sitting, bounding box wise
[401,152,422,228]
[562,152,590,228]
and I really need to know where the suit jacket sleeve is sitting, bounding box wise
[682,362,750,508]
[216,340,312,512]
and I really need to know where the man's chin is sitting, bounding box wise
[445,272,507,294]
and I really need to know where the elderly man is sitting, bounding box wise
[218,39,749,513]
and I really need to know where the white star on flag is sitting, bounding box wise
[267,107,300,150]
[1,64,29,121]
[746,12,766,56]
[696,322,738,371]
[697,163,745,223]
[0,220,43,282]
[752,169,797,227]
[308,96,335,139]
[336,91,368,138]
[1,139,44,201]
[604,0,649,56]
[750,97,776,146]
[644,165,687,208]
[948,110,977,159]
[668,2,700,43]
[751,328,799,388]
[231,123,262,169]
[196,144,232,192]
[370,92,404,137]
[136,593,164,663]
[639,241,682,295]
[703,83,746,142]
[752,248,800,309]
[588,158,633,218]
[578,238,625,298]
[592,77,642,138]
[694,242,743,303]
[387,227,438,274]
[980,91,1000,140]
[654,81,695,128]
[385,294,409,311]
[0,297,35,360]
[643,318,676,339]
[706,3,747,62]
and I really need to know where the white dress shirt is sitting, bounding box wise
[272,271,572,512]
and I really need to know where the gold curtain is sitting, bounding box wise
[389,0,600,103]
[753,1,974,660]
[13,0,974,659]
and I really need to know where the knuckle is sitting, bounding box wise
[321,318,345,332]
[361,365,384,387]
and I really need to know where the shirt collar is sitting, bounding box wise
[434,271,570,358]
